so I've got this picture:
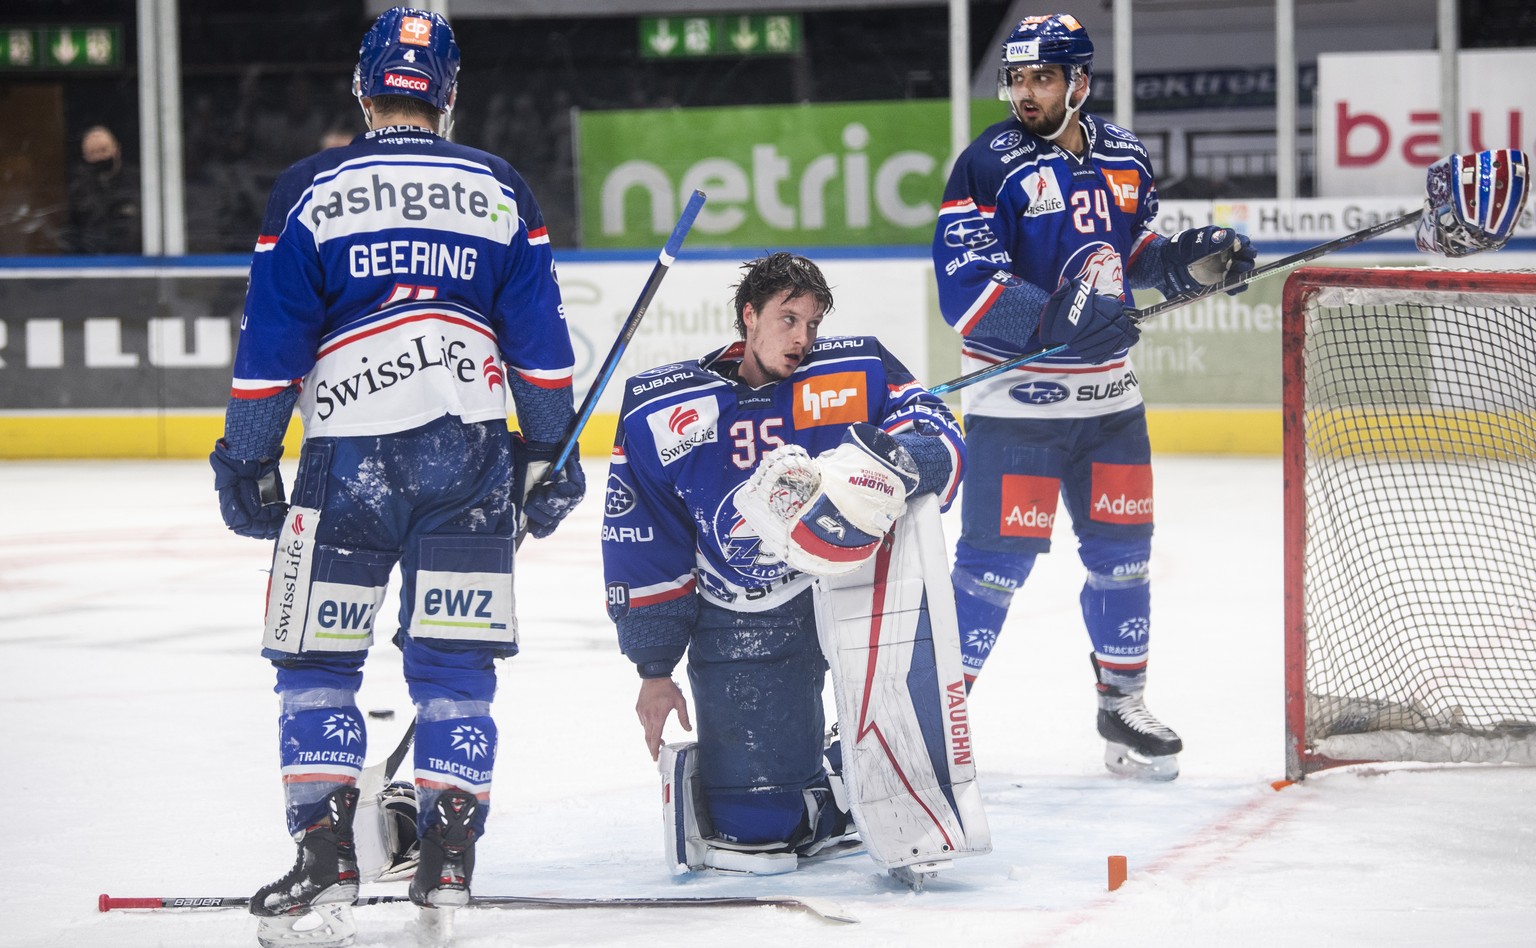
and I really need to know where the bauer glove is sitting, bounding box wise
[209,440,287,539]
[1040,278,1140,363]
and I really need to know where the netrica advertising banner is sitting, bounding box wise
[578,99,995,249]
[1315,48,1536,199]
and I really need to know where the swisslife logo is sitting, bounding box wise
[1021,167,1066,217]
[647,395,719,466]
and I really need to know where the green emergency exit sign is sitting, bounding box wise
[640,14,802,59]
[0,26,122,71]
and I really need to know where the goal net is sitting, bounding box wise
[1283,266,1536,779]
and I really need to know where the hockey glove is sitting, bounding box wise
[1163,226,1257,296]
[1040,278,1140,364]
[735,425,917,577]
[1416,150,1530,257]
[209,440,287,539]
[514,436,586,539]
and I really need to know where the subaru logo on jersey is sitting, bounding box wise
[637,362,688,378]
[1020,167,1066,217]
[605,473,636,517]
[1008,381,1070,405]
[647,395,719,466]
[944,217,997,250]
[989,130,1024,151]
[1103,123,1138,142]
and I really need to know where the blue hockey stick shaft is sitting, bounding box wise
[929,209,1418,396]
[549,189,707,472]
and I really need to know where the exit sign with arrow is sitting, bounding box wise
[0,25,122,71]
[639,14,802,60]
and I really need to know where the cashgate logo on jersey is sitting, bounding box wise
[1020,167,1066,217]
[647,395,719,465]
[793,372,867,428]
[1101,168,1141,213]
[1089,462,1153,524]
[413,570,513,643]
[305,163,514,246]
[999,474,1059,538]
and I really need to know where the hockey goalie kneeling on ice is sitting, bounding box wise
[663,481,991,885]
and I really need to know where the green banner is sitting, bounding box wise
[580,99,1002,248]
[639,14,801,59]
[0,26,121,70]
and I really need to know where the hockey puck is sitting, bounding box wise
[368,709,395,720]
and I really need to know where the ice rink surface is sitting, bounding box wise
[2,456,1531,947]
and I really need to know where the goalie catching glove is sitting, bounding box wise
[735,423,920,576]
[1416,149,1529,257]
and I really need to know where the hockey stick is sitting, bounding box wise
[364,190,708,791]
[539,188,708,480]
[98,892,857,924]
[929,209,1418,396]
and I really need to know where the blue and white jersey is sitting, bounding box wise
[602,336,964,616]
[933,112,1158,420]
[231,125,572,438]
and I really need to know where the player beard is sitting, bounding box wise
[1016,97,1068,138]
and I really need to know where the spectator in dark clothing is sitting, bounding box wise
[62,125,142,254]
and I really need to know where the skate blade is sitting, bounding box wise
[256,902,357,948]
[1104,741,1180,781]
[412,904,456,948]
[889,859,952,891]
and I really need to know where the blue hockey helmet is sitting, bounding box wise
[353,7,460,113]
[998,14,1094,100]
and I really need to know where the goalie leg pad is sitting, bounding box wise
[354,781,421,883]
[659,741,711,874]
[813,494,992,871]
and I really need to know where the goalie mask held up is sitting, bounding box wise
[1415,149,1529,257]
[735,423,920,576]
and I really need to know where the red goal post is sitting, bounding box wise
[1283,266,1536,780]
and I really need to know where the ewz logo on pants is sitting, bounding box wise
[413,569,515,644]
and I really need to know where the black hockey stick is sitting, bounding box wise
[366,190,708,788]
[98,892,857,924]
[929,209,1418,396]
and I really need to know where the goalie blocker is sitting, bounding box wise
[661,494,990,882]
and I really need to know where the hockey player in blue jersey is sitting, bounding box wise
[601,252,977,878]
[208,9,584,946]
[932,14,1258,781]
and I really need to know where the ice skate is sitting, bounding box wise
[1098,685,1182,780]
[251,787,361,948]
[410,790,478,909]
